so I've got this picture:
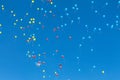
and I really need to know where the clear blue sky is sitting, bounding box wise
[0,0,120,80]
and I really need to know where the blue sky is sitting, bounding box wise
[0,0,120,80]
